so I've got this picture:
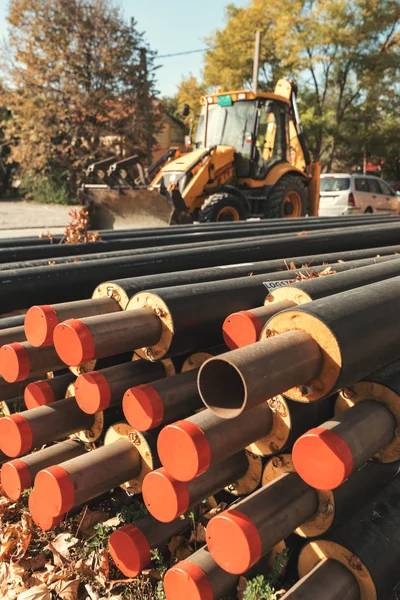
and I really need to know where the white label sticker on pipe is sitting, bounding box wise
[263,279,295,293]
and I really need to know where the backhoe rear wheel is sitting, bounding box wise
[198,193,248,222]
[264,174,307,218]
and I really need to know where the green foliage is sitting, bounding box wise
[243,575,276,600]
[1,0,159,194]
[150,548,168,576]
[21,175,75,205]
[155,580,166,600]
[177,0,399,175]
[117,500,148,524]
[87,522,117,553]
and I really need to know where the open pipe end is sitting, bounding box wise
[222,311,264,350]
[122,385,164,431]
[53,319,95,366]
[164,560,214,600]
[0,414,33,457]
[293,428,354,491]
[24,305,58,347]
[34,465,75,516]
[0,343,30,383]
[24,380,55,409]
[206,508,262,575]
[198,358,247,419]
[157,421,211,482]
[75,371,111,414]
[142,468,190,523]
[28,491,64,531]
[109,524,151,577]
[1,459,31,500]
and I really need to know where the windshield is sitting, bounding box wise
[194,100,257,155]
[320,177,350,192]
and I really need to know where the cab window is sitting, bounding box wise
[367,178,381,194]
[378,180,395,196]
[354,178,369,192]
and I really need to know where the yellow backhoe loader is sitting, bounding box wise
[81,79,320,228]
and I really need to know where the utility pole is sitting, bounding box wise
[252,30,261,93]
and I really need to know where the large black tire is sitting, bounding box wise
[198,193,249,222]
[264,174,308,218]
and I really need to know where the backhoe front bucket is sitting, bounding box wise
[80,186,176,230]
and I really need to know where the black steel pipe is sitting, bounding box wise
[298,473,400,600]
[267,274,400,403]
[2,223,400,310]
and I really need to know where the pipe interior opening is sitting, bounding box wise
[199,359,245,418]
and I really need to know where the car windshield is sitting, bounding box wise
[195,100,257,153]
[320,177,350,192]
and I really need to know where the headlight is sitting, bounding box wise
[162,172,188,194]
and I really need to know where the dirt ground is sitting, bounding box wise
[0,201,73,238]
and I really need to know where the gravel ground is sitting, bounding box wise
[0,200,73,238]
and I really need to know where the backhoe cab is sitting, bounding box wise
[81,79,320,227]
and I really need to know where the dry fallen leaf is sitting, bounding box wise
[189,523,206,545]
[0,513,33,561]
[237,575,248,600]
[168,536,192,561]
[17,583,51,600]
[79,509,109,537]
[49,578,80,600]
[46,533,78,567]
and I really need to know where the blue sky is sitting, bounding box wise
[0,0,249,97]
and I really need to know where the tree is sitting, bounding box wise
[188,0,400,173]
[0,0,159,194]
[176,75,208,129]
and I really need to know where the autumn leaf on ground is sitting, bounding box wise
[189,522,206,545]
[0,513,33,561]
[17,583,51,600]
[45,533,78,567]
[49,578,80,600]
[236,575,247,600]
[78,509,110,537]
[18,552,48,572]
[167,536,192,561]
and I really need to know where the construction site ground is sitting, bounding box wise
[0,201,72,238]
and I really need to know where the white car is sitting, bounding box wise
[319,173,400,216]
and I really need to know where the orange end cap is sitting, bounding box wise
[123,384,164,431]
[109,524,151,577]
[157,420,211,482]
[53,319,95,366]
[28,491,64,531]
[0,414,33,457]
[164,561,214,600]
[0,343,30,383]
[206,509,262,574]
[293,427,354,491]
[34,465,75,516]
[222,311,264,350]
[75,371,111,414]
[142,468,190,522]
[24,380,55,409]
[1,459,31,501]
[24,305,59,347]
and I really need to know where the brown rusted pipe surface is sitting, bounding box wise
[164,546,238,600]
[53,309,162,366]
[123,368,202,431]
[223,301,296,350]
[0,397,94,457]
[157,404,273,481]
[293,399,396,490]
[281,559,360,600]
[75,359,168,414]
[206,472,318,574]
[198,331,321,418]
[24,372,76,409]
[1,439,86,500]
[33,439,141,516]
[0,326,26,346]
[24,297,121,347]
[143,453,249,522]
[0,342,67,383]
[109,512,191,577]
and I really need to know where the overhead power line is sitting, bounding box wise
[156,38,255,60]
